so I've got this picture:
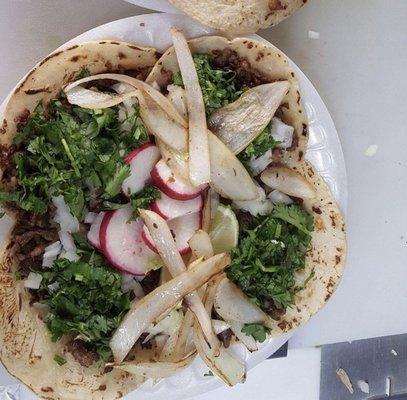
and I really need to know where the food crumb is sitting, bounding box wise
[308,30,320,40]
[336,368,354,394]
[140,22,145,27]
[365,144,378,157]
[391,349,398,356]
[357,380,369,394]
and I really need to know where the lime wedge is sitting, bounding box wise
[209,205,239,254]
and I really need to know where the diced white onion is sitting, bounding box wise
[247,150,273,177]
[24,272,43,289]
[60,251,80,262]
[47,282,60,292]
[58,231,76,252]
[42,240,62,267]
[271,117,294,149]
[84,212,97,224]
[268,190,293,205]
[52,195,79,233]
[233,185,273,216]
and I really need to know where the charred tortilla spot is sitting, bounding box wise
[302,123,307,137]
[24,87,51,95]
[99,41,107,44]
[247,42,254,49]
[127,45,142,51]
[268,0,286,12]
[291,72,295,78]
[330,213,336,227]
[312,206,322,215]
[14,109,30,131]
[335,255,341,265]
[298,150,303,161]
[98,384,107,391]
[110,41,120,45]
[41,387,54,393]
[118,52,127,60]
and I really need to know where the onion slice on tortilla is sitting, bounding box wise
[110,253,230,363]
[208,133,258,201]
[171,28,210,186]
[114,353,196,379]
[156,139,190,181]
[172,309,196,359]
[64,73,187,128]
[65,85,139,109]
[214,277,272,328]
[193,276,246,386]
[189,230,214,261]
[137,91,188,152]
[139,209,220,352]
[261,166,316,199]
[208,81,290,154]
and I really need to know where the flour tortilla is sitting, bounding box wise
[168,0,307,34]
[0,41,159,400]
[146,35,309,165]
[265,160,346,335]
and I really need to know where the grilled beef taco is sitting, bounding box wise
[0,32,346,399]
[0,40,160,399]
[167,0,307,34]
[146,33,346,335]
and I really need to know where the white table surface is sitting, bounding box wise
[1,1,407,399]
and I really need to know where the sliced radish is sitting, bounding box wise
[151,159,205,200]
[100,208,157,276]
[87,211,105,250]
[122,143,161,196]
[150,191,203,220]
[142,211,201,255]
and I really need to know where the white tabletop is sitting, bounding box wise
[1,1,406,399]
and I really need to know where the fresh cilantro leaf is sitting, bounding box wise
[227,204,313,310]
[40,251,130,361]
[173,54,242,114]
[129,186,161,217]
[172,71,184,87]
[75,67,91,81]
[104,164,130,198]
[239,121,278,164]
[53,354,66,366]
[14,271,22,281]
[272,204,314,234]
[241,323,270,343]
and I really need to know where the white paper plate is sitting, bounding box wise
[126,0,180,13]
[0,12,347,400]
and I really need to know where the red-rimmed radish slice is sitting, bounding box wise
[122,143,160,196]
[150,191,203,220]
[87,211,106,250]
[142,211,201,255]
[100,208,156,276]
[151,159,205,200]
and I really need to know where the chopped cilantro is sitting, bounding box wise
[103,185,161,221]
[173,54,242,114]
[3,100,148,220]
[239,121,278,165]
[14,271,22,281]
[241,323,270,343]
[39,238,130,361]
[53,354,66,366]
[227,204,313,310]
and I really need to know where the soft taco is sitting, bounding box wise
[0,32,346,400]
[167,0,307,34]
